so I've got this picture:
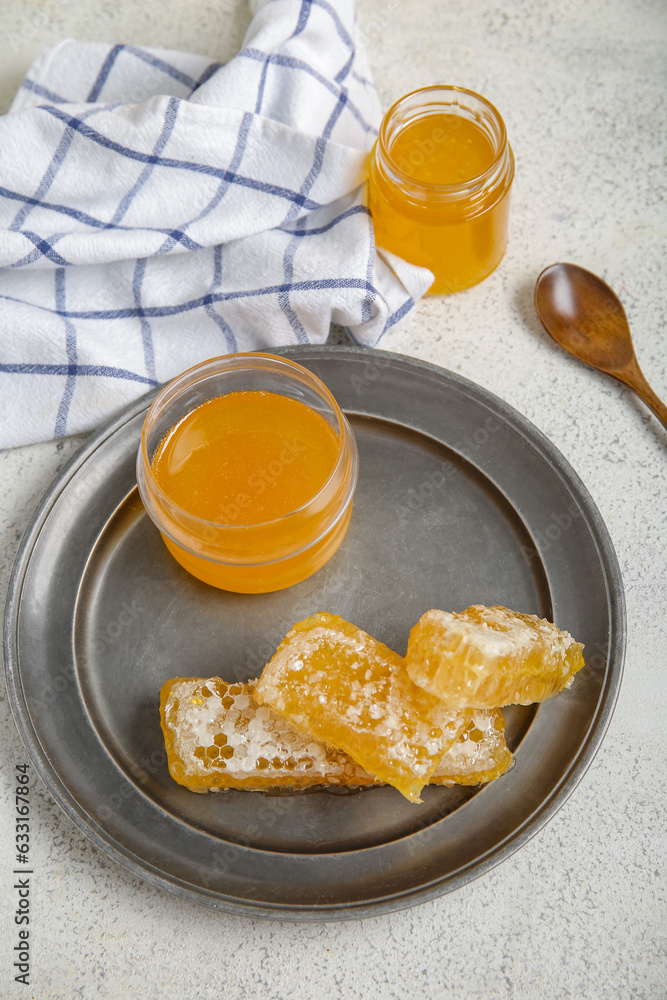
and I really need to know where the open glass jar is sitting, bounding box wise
[368,85,515,294]
[137,353,358,593]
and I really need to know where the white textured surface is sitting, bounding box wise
[1,1,666,998]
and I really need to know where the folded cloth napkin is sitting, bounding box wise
[0,0,432,450]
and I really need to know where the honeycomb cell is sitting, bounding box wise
[431,709,513,785]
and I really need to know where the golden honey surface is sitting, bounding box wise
[253,612,469,802]
[160,678,512,792]
[389,114,496,187]
[406,604,585,709]
[152,391,339,526]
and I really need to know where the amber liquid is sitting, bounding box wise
[390,115,495,185]
[152,391,349,593]
[368,111,512,294]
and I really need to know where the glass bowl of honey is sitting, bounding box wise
[136,353,358,593]
[368,85,515,294]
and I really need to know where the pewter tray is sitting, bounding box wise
[4,347,625,919]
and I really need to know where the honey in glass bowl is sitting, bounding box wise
[136,354,358,593]
[368,86,515,294]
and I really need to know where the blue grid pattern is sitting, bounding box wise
[0,0,431,449]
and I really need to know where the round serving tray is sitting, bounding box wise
[4,347,625,920]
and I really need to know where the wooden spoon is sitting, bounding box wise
[534,262,667,431]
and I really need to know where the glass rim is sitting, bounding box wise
[377,84,511,197]
[138,352,355,533]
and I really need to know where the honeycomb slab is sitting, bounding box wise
[253,612,469,802]
[160,676,373,791]
[433,708,513,785]
[406,604,585,709]
[160,678,512,792]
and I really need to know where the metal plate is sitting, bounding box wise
[4,347,625,919]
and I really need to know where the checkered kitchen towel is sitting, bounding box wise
[0,0,432,450]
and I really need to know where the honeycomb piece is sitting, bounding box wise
[431,709,513,785]
[253,612,469,802]
[406,605,585,709]
[161,678,512,792]
[160,676,376,791]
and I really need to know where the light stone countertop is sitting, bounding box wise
[1,1,666,998]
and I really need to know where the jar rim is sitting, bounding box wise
[376,85,511,201]
[138,352,354,535]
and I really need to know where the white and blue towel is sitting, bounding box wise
[0,0,432,450]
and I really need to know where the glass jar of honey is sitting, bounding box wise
[368,86,514,294]
[137,353,358,593]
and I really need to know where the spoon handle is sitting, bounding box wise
[619,361,667,432]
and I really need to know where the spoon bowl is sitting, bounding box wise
[535,263,667,431]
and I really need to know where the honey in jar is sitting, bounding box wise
[152,391,339,527]
[368,86,514,294]
[137,354,358,593]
